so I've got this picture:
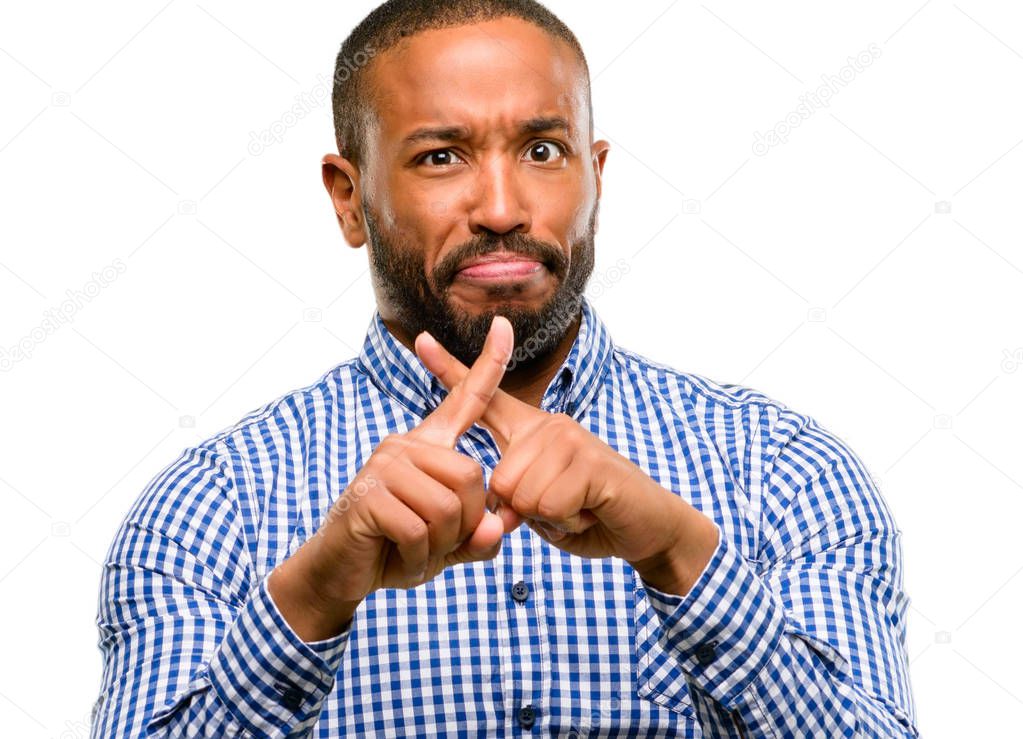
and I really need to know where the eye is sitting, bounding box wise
[418,149,464,168]
[523,141,568,165]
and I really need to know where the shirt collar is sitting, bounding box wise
[357,296,615,421]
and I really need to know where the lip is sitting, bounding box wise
[455,251,545,282]
[456,251,543,272]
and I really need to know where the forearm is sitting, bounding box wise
[682,627,918,737]
[145,575,351,738]
[93,444,360,738]
[635,528,918,738]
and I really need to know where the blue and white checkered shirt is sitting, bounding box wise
[92,297,918,737]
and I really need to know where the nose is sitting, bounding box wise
[467,156,531,237]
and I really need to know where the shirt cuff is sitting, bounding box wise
[207,574,351,736]
[636,522,786,709]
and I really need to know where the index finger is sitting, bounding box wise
[413,315,513,448]
[414,319,535,445]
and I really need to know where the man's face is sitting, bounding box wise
[364,193,597,368]
[336,17,609,367]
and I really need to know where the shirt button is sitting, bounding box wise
[510,580,530,603]
[274,681,304,711]
[517,704,537,729]
[283,688,304,710]
[695,640,719,665]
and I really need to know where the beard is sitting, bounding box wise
[362,201,597,370]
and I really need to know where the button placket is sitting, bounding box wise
[530,516,553,735]
[501,524,546,734]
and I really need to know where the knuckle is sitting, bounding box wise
[488,344,509,368]
[335,476,377,512]
[437,492,462,520]
[582,439,606,465]
[377,433,409,457]
[464,384,493,408]
[536,498,562,521]
[489,473,510,498]
[455,460,483,489]
[556,414,582,438]
[403,518,429,543]
[490,465,512,492]
[510,489,534,515]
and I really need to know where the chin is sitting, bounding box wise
[446,283,557,316]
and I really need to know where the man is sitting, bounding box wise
[91,1,919,736]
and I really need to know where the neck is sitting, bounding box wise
[382,311,582,410]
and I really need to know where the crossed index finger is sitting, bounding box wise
[412,315,513,448]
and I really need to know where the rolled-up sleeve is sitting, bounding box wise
[90,445,350,738]
[633,410,919,737]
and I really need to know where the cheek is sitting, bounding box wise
[548,199,592,248]
[536,172,592,241]
[390,211,450,274]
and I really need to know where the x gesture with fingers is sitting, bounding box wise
[415,317,722,598]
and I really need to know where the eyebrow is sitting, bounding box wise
[401,116,571,147]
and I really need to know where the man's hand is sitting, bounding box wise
[268,316,515,641]
[415,323,721,597]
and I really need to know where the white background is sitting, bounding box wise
[2,1,1021,736]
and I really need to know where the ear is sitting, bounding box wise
[322,153,367,249]
[590,140,610,200]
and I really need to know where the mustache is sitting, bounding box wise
[432,231,569,289]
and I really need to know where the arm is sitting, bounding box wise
[634,408,918,737]
[90,445,349,738]
[92,319,516,737]
[409,325,918,734]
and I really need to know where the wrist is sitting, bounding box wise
[268,544,361,643]
[631,499,720,598]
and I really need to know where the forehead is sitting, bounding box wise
[366,17,587,144]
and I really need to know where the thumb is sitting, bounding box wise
[486,491,523,533]
[445,510,504,565]
[494,500,523,534]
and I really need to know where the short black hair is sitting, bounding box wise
[331,0,592,167]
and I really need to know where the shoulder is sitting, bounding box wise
[610,345,895,551]
[607,344,870,493]
[112,359,365,543]
[611,343,809,442]
[199,357,365,450]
